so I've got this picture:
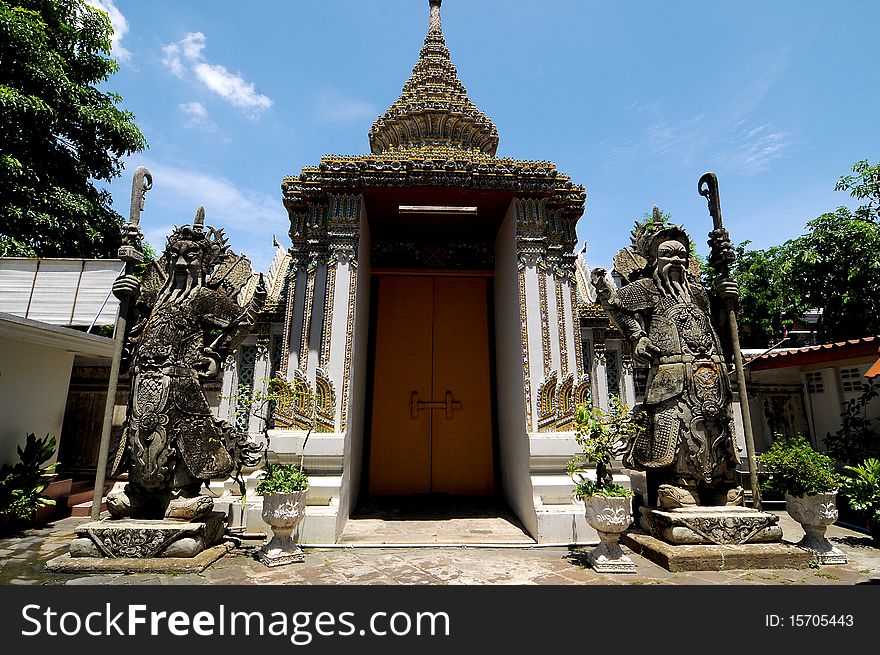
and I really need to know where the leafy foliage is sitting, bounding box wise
[841,458,880,524]
[255,462,310,495]
[824,380,880,466]
[567,397,643,498]
[224,376,316,501]
[757,434,839,497]
[835,159,880,223]
[0,433,58,531]
[725,242,803,348]
[0,0,147,258]
[729,160,880,345]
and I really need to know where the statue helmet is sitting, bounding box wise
[164,205,230,272]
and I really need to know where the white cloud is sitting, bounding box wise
[193,62,272,111]
[719,125,790,174]
[179,101,217,131]
[85,0,130,62]
[161,32,272,114]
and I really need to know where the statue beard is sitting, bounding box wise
[655,262,691,303]
[157,268,203,306]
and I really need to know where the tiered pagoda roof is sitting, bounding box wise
[283,0,585,225]
[368,0,499,156]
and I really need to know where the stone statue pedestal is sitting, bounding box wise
[639,506,783,545]
[621,506,812,571]
[46,512,230,574]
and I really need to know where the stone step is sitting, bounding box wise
[70,498,106,517]
[44,478,73,500]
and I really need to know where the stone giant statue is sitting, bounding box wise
[107,207,266,521]
[592,210,743,510]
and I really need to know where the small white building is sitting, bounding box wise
[744,336,880,453]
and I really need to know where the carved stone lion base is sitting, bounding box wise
[639,506,783,545]
[68,511,226,559]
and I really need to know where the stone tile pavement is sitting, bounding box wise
[1,511,878,586]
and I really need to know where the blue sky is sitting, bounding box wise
[90,0,880,273]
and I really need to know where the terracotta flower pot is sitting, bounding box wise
[784,491,847,564]
[258,490,307,566]
[582,495,636,573]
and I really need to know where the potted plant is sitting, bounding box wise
[841,457,880,546]
[567,397,643,573]
[757,434,846,564]
[245,376,315,566]
[255,461,310,566]
[0,433,58,535]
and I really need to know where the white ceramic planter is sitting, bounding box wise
[785,491,847,564]
[583,495,636,573]
[258,490,307,566]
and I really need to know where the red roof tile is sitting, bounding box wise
[746,336,880,371]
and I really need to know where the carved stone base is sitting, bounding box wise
[586,543,637,573]
[796,525,848,565]
[257,544,305,567]
[46,543,232,574]
[68,511,226,559]
[640,506,783,545]
[621,531,813,572]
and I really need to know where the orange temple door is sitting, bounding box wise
[368,275,495,495]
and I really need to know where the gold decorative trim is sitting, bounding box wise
[299,266,316,372]
[279,265,297,376]
[537,371,558,432]
[570,282,584,377]
[555,372,575,431]
[555,276,569,377]
[339,265,357,432]
[518,268,533,431]
[538,271,551,376]
[320,263,336,369]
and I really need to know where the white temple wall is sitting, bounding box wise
[336,210,371,538]
[493,203,538,538]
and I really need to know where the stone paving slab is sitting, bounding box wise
[0,513,878,586]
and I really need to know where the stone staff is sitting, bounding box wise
[90,166,152,521]
[698,172,762,510]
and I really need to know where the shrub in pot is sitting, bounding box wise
[567,397,643,573]
[255,463,310,566]
[757,434,846,563]
[841,458,880,546]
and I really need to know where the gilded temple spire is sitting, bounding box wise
[428,0,443,35]
[368,0,499,157]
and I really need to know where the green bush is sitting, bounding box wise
[757,434,839,497]
[255,463,310,495]
[567,397,643,498]
[841,458,880,524]
[0,433,58,532]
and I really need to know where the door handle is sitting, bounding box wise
[410,391,462,419]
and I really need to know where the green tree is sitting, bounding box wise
[0,0,147,258]
[786,207,880,342]
[728,242,803,348]
[730,160,880,345]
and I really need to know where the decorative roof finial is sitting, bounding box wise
[429,0,442,35]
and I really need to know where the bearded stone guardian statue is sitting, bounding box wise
[106,207,266,521]
[592,209,744,511]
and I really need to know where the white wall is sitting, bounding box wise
[0,339,74,467]
[336,213,371,537]
[493,202,538,537]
